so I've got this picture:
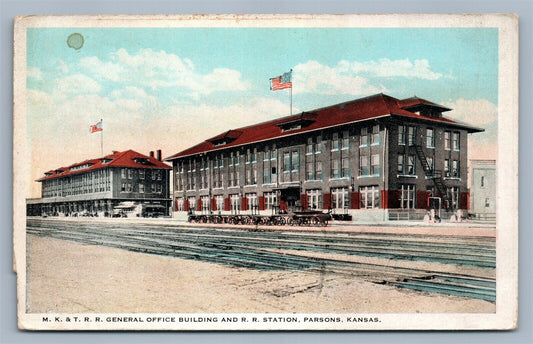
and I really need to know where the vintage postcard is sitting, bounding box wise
[13,14,518,330]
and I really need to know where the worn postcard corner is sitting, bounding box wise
[13,14,518,331]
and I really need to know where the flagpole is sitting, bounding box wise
[100,118,103,156]
[290,69,293,116]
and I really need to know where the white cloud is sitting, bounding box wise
[293,60,386,96]
[443,98,497,128]
[27,67,43,80]
[80,48,249,95]
[54,74,101,96]
[348,58,443,80]
[292,58,443,96]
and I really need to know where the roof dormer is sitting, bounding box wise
[276,112,317,132]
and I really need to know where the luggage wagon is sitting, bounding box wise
[187,211,331,227]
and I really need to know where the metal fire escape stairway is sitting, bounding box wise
[413,145,449,205]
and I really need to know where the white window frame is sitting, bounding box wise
[400,184,416,209]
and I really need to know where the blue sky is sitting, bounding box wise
[25,27,499,196]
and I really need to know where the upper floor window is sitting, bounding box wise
[121,169,127,179]
[332,132,340,151]
[426,128,435,148]
[139,169,145,180]
[398,125,406,145]
[371,125,380,145]
[342,130,350,149]
[360,127,368,146]
[452,132,460,151]
[408,126,416,146]
[444,131,451,150]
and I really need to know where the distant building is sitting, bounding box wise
[469,160,496,220]
[166,93,484,221]
[27,150,172,217]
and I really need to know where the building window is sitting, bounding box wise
[397,154,405,174]
[481,175,486,188]
[407,155,416,175]
[485,198,491,208]
[127,169,133,179]
[315,136,323,154]
[426,128,435,148]
[360,185,380,209]
[264,192,277,210]
[452,132,460,151]
[360,155,369,176]
[371,125,380,145]
[157,170,162,181]
[139,170,145,180]
[444,131,451,150]
[188,197,196,211]
[408,126,416,146]
[400,184,416,209]
[306,189,322,210]
[426,157,434,176]
[306,160,314,181]
[139,184,144,193]
[331,159,340,179]
[360,127,368,146]
[264,148,271,161]
[151,184,156,193]
[342,157,350,178]
[229,194,241,212]
[121,169,127,179]
[306,137,314,155]
[121,182,126,192]
[448,187,459,210]
[398,125,406,145]
[215,195,224,211]
[331,187,349,210]
[201,196,210,211]
[332,132,340,151]
[342,130,350,150]
[245,193,258,212]
[263,166,271,184]
[176,198,184,211]
[283,152,291,173]
[291,151,299,172]
[370,154,380,176]
[316,161,323,181]
[452,160,460,178]
[444,159,450,177]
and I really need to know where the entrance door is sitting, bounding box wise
[279,187,301,213]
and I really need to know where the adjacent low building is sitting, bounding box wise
[27,149,172,217]
[469,160,496,221]
[166,93,484,221]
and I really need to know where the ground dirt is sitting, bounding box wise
[26,235,495,314]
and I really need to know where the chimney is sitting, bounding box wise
[149,151,154,158]
[157,149,162,161]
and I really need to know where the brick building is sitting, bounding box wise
[166,93,483,221]
[27,149,172,217]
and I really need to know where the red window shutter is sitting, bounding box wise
[301,194,308,210]
[380,190,389,209]
[460,192,469,210]
[224,197,230,211]
[242,197,248,211]
[184,200,189,212]
[280,200,287,212]
[174,199,179,211]
[323,193,332,210]
[211,198,217,211]
[197,198,202,211]
[259,196,265,211]
[416,191,429,209]
[350,192,360,209]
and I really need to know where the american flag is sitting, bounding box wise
[90,119,103,133]
[270,70,292,91]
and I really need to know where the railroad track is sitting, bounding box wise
[26,219,496,302]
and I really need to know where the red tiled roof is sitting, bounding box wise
[398,96,452,111]
[166,93,483,161]
[38,149,171,181]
